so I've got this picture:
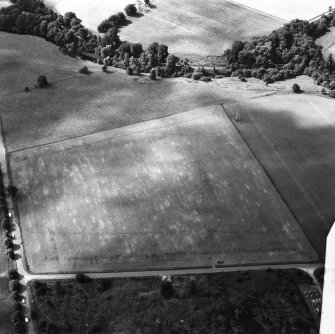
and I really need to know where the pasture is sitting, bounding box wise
[230,0,334,21]
[224,94,335,258]
[0,31,277,152]
[9,105,317,274]
[45,0,283,58]
[316,26,335,58]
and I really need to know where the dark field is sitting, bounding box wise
[28,269,319,334]
[224,94,335,258]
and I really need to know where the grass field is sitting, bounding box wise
[231,0,333,21]
[9,105,317,273]
[224,93,335,258]
[28,270,318,334]
[316,26,335,58]
[0,31,278,152]
[46,0,283,58]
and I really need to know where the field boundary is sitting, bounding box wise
[220,103,321,260]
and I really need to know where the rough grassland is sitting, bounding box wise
[9,105,317,273]
[46,0,283,58]
[0,31,275,152]
[224,94,335,258]
[230,0,333,21]
[316,26,335,58]
[28,270,317,334]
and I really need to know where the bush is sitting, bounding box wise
[126,66,133,75]
[134,66,141,76]
[102,65,107,72]
[292,83,301,93]
[95,279,111,292]
[9,269,19,280]
[79,66,89,74]
[200,77,212,82]
[215,75,224,79]
[160,280,174,298]
[75,273,91,283]
[7,185,18,197]
[329,90,335,98]
[125,4,137,16]
[329,81,335,90]
[6,248,14,259]
[24,87,29,92]
[192,73,202,80]
[11,291,21,301]
[149,69,156,80]
[321,88,327,95]
[37,75,48,88]
[4,237,13,248]
[2,217,10,230]
[9,280,21,292]
[185,73,192,78]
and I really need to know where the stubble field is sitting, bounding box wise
[224,93,335,258]
[9,105,317,273]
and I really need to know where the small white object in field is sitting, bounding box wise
[9,212,12,217]
[25,318,29,323]
[22,299,25,304]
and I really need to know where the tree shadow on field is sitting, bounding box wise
[224,96,335,258]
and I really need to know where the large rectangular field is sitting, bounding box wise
[224,94,335,258]
[9,105,317,273]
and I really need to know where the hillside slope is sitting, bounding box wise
[46,0,283,58]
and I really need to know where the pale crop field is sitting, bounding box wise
[45,0,283,57]
[316,26,335,58]
[231,0,333,21]
[9,106,317,274]
[224,94,335,258]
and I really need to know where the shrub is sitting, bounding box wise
[321,88,327,95]
[126,66,133,75]
[79,66,89,74]
[215,75,224,79]
[2,217,10,230]
[7,185,18,197]
[134,66,141,76]
[75,273,91,283]
[95,279,111,292]
[160,280,174,298]
[24,87,29,92]
[192,73,202,80]
[240,77,247,82]
[149,69,156,80]
[6,248,14,259]
[4,237,13,248]
[11,291,21,301]
[185,73,192,78]
[125,4,137,16]
[292,83,301,93]
[9,280,21,292]
[37,75,48,88]
[102,65,107,72]
[9,269,19,280]
[200,76,212,82]
[329,81,335,90]
[329,90,335,98]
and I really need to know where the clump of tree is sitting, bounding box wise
[97,12,127,33]
[292,83,301,93]
[160,279,174,298]
[223,15,335,86]
[125,4,137,17]
[75,273,92,283]
[9,279,21,292]
[37,75,48,88]
[79,66,89,74]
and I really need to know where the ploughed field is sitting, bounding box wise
[45,0,283,58]
[224,94,335,258]
[9,106,317,273]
